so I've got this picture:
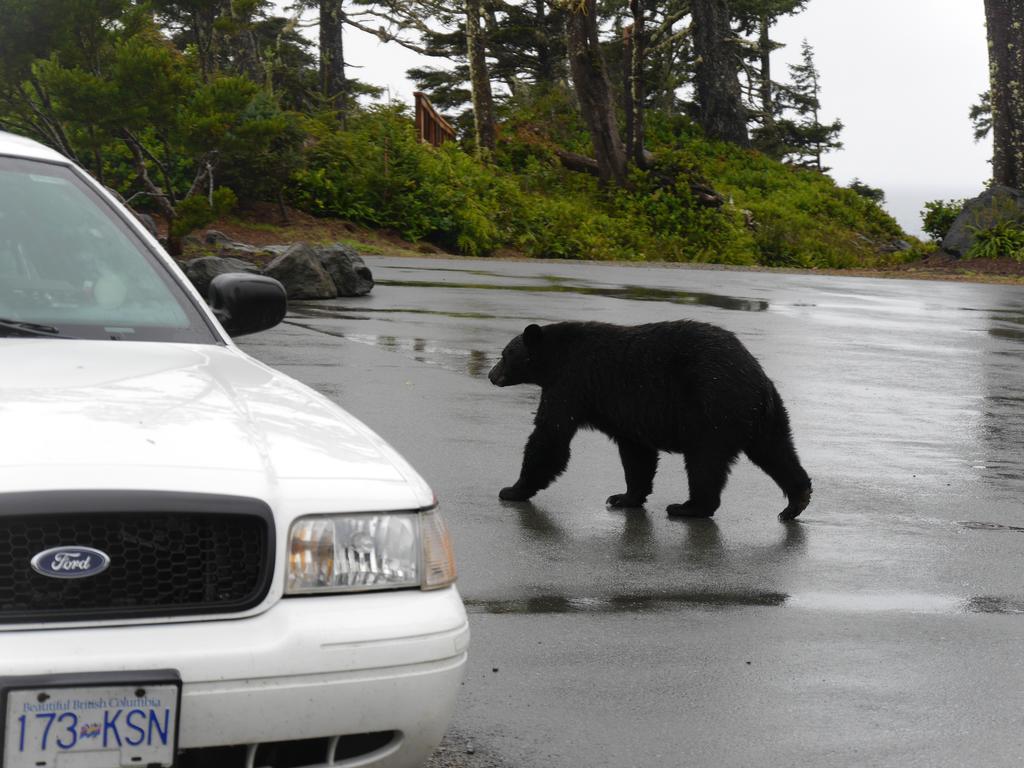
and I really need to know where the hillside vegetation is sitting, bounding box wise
[279,100,909,269]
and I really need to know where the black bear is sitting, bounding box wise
[488,320,812,521]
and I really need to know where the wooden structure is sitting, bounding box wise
[414,92,457,147]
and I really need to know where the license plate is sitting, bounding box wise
[2,673,180,768]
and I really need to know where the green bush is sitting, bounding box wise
[968,221,1024,261]
[921,199,965,242]
[289,106,521,255]
[170,187,237,237]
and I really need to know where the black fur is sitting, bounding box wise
[488,320,812,520]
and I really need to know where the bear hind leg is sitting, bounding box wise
[744,440,812,521]
[607,439,658,508]
[667,451,735,518]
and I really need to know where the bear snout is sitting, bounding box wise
[488,362,506,386]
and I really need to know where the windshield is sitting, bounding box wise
[0,156,217,343]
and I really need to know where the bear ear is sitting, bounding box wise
[523,324,544,349]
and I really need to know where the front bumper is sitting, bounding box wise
[0,587,469,767]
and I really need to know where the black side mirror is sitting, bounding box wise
[208,273,287,337]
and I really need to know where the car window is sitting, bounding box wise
[0,156,217,343]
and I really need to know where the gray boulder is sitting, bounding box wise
[134,213,159,239]
[183,256,261,297]
[202,230,283,262]
[943,185,1024,257]
[264,243,337,300]
[315,243,374,296]
[203,230,232,245]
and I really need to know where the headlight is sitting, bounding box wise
[286,509,456,594]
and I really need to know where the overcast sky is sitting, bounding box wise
[334,0,993,236]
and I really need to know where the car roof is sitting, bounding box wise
[0,131,68,163]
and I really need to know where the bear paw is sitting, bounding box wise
[778,486,812,521]
[666,501,716,519]
[499,485,535,502]
[606,493,647,509]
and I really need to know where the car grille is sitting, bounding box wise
[0,492,275,623]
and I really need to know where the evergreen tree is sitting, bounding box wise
[983,0,1024,188]
[465,0,496,151]
[732,0,806,158]
[778,39,842,171]
[560,0,627,185]
[969,90,992,142]
[691,0,749,146]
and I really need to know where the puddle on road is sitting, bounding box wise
[291,304,514,321]
[466,590,1024,616]
[958,521,1024,533]
[375,279,769,312]
[283,321,497,379]
[464,590,788,615]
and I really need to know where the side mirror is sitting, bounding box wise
[208,273,287,337]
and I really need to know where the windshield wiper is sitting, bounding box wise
[0,318,75,339]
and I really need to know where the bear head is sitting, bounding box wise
[488,324,545,387]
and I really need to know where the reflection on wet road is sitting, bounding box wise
[243,257,1024,768]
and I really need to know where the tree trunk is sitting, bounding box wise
[466,0,497,151]
[691,0,749,146]
[758,12,773,127]
[534,0,555,84]
[623,25,634,160]
[563,0,628,186]
[985,0,1024,189]
[319,1,348,119]
[629,0,646,167]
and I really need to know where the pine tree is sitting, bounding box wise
[562,0,628,186]
[732,0,807,158]
[984,0,1024,188]
[778,39,842,172]
[691,0,749,146]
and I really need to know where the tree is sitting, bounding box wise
[691,0,749,146]
[732,0,807,157]
[465,0,496,150]
[970,90,993,142]
[778,39,842,171]
[983,0,1024,188]
[319,1,348,117]
[623,0,647,166]
[561,0,628,186]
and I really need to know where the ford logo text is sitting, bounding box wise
[31,546,111,579]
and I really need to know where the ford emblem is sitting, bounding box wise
[30,546,111,579]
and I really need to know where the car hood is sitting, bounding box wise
[0,340,434,512]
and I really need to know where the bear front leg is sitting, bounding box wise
[607,439,659,508]
[500,422,576,502]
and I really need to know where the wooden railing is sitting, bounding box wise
[414,92,457,146]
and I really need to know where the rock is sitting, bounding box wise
[878,238,914,254]
[264,243,337,300]
[203,230,232,245]
[942,185,1024,257]
[134,213,159,239]
[181,234,205,251]
[183,256,261,298]
[315,243,374,296]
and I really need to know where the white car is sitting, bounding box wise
[0,131,469,768]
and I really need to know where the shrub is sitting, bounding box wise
[289,106,522,255]
[921,199,965,242]
[967,221,1024,261]
[170,187,237,237]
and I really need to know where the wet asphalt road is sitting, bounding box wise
[241,257,1024,768]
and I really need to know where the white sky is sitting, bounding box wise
[335,0,993,236]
